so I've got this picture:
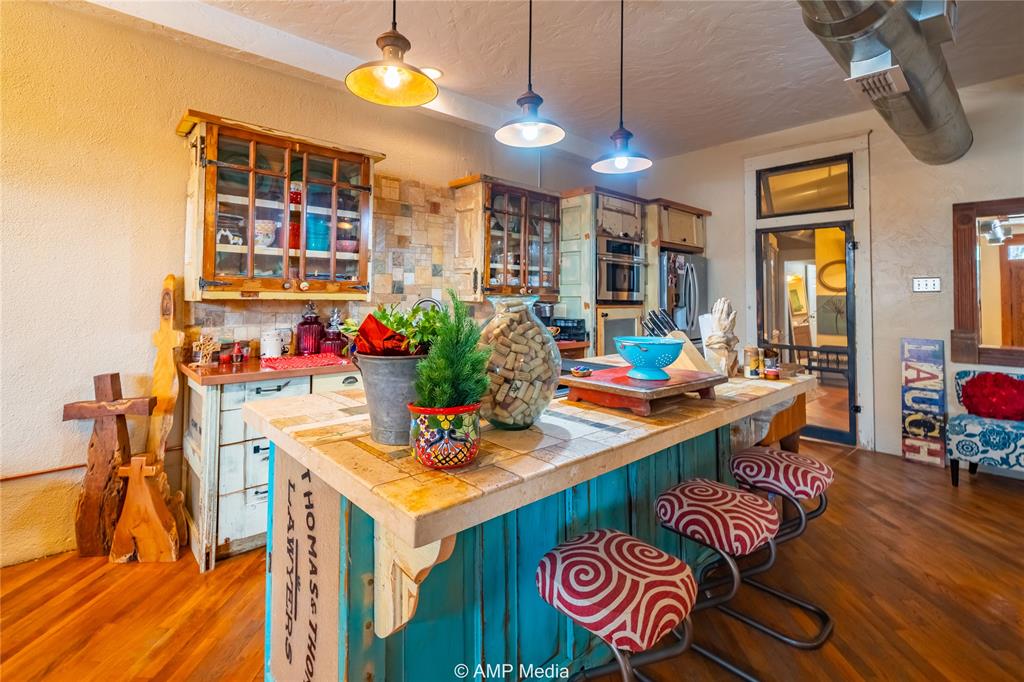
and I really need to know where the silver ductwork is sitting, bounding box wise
[799,0,973,164]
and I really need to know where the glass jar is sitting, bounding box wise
[320,329,345,356]
[296,302,324,356]
[478,295,561,430]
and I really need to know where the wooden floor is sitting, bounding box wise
[2,441,1022,681]
[805,382,850,433]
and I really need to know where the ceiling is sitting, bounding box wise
[112,1,1024,159]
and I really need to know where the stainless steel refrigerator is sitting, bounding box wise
[659,251,708,346]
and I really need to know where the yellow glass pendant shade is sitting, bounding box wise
[345,16,438,108]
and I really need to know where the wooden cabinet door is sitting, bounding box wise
[596,306,643,356]
[664,207,704,249]
[526,194,560,299]
[452,183,486,301]
[597,194,641,240]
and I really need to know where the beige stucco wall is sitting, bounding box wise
[640,75,1024,456]
[0,2,632,566]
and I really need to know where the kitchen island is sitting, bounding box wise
[243,367,814,681]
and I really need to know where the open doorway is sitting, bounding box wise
[756,223,857,444]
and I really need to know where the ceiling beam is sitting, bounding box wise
[84,0,601,159]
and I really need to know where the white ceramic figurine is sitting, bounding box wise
[702,297,739,377]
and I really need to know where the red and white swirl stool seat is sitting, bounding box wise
[730,446,834,500]
[536,529,697,653]
[656,479,780,557]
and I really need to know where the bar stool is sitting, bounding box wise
[536,529,698,682]
[656,478,780,681]
[720,445,836,648]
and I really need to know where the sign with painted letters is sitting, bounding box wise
[900,338,946,467]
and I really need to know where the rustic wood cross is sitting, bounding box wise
[62,373,156,557]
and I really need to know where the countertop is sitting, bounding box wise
[243,359,815,548]
[555,340,589,351]
[179,358,358,386]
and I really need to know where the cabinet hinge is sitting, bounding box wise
[195,135,208,167]
[473,268,479,294]
[199,277,232,289]
[849,241,860,251]
[852,404,863,414]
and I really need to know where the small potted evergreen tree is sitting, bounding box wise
[409,291,491,469]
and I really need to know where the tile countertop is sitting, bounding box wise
[242,362,816,548]
[179,358,359,386]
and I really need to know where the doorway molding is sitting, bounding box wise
[743,133,875,450]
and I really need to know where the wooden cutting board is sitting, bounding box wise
[561,366,727,416]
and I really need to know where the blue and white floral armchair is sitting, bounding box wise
[947,370,1024,486]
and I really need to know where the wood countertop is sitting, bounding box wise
[179,358,358,386]
[555,340,589,351]
[243,359,815,548]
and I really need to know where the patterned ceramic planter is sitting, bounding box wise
[408,402,482,469]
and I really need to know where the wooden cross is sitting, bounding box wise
[62,373,156,556]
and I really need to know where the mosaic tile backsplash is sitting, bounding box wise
[185,174,479,346]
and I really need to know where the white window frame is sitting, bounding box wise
[743,133,875,450]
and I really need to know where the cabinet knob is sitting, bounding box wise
[282,281,292,290]
[601,312,609,318]
[299,281,310,291]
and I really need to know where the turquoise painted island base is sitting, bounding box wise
[264,427,733,682]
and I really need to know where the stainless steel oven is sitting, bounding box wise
[597,237,645,302]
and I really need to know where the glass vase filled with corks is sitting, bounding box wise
[478,295,561,430]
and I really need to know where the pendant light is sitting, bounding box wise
[592,0,652,174]
[345,0,438,108]
[494,0,566,148]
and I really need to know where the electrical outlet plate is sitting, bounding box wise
[912,277,941,292]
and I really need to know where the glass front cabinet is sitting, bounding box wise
[178,111,384,300]
[451,174,560,303]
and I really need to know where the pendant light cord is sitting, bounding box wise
[392,0,397,31]
[618,0,624,129]
[527,0,534,91]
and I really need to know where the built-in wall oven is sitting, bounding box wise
[596,236,645,303]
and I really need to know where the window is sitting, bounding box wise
[757,154,853,219]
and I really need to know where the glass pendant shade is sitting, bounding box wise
[592,126,652,174]
[494,90,566,148]
[345,28,438,107]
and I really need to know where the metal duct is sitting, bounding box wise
[799,0,973,164]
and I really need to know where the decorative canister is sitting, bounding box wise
[296,301,324,356]
[320,307,346,356]
[408,402,482,469]
[743,345,761,378]
[478,295,561,430]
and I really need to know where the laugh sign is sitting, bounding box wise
[900,338,946,466]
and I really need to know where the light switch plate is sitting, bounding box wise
[912,277,941,292]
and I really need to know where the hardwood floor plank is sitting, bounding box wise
[1,441,1021,681]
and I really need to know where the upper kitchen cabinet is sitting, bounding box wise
[177,111,385,301]
[646,198,710,252]
[450,174,560,302]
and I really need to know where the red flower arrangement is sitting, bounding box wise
[962,372,1024,421]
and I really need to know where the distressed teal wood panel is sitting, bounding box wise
[266,426,732,681]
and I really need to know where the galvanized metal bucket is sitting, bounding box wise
[353,353,425,445]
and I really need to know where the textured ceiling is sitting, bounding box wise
[209,0,1024,157]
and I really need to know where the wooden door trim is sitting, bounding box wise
[950,197,1024,366]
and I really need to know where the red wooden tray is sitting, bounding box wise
[560,366,727,416]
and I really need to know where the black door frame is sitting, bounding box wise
[755,221,857,445]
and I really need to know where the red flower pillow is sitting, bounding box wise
[962,372,1024,421]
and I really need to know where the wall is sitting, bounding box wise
[640,75,1024,456]
[0,2,632,566]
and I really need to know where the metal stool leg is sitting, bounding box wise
[574,617,694,681]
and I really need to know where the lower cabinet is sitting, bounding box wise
[182,369,361,571]
[595,305,644,356]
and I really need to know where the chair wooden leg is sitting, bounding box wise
[950,459,960,487]
[969,462,979,475]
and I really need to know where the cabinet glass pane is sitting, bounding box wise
[542,241,555,288]
[493,193,506,213]
[255,144,286,173]
[254,175,286,278]
[335,189,362,281]
[507,193,523,215]
[338,160,362,185]
[308,155,333,182]
[506,215,521,287]
[215,167,249,277]
[542,201,557,219]
[488,213,505,285]
[217,135,250,167]
[305,182,332,280]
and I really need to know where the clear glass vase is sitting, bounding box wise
[478,295,561,430]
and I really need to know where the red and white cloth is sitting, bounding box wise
[656,479,779,557]
[259,353,349,371]
[730,447,835,500]
[535,529,697,653]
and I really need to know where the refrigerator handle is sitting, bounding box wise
[688,263,699,332]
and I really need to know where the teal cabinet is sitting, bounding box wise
[266,426,730,681]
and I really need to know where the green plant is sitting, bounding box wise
[341,304,446,354]
[414,290,491,408]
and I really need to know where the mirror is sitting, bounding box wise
[977,213,1024,347]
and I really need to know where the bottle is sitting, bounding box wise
[231,341,243,364]
[320,307,346,357]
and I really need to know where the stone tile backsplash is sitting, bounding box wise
[185,174,476,346]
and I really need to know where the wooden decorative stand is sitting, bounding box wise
[561,366,728,416]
